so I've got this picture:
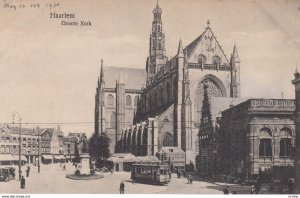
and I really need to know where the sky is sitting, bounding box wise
[0,0,299,135]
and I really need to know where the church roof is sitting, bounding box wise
[104,67,146,90]
[184,33,204,59]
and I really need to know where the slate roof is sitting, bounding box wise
[10,126,38,136]
[184,33,204,60]
[103,67,146,90]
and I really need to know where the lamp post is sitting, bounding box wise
[12,112,22,181]
[38,129,41,173]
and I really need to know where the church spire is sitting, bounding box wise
[176,38,184,58]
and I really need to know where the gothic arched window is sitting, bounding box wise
[195,139,199,152]
[154,92,158,107]
[110,112,116,129]
[126,95,132,107]
[134,96,139,106]
[166,82,170,103]
[212,55,221,67]
[106,94,114,107]
[160,86,164,105]
[162,133,173,147]
[198,54,206,66]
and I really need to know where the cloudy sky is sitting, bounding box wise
[0,0,299,135]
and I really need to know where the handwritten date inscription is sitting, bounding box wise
[2,0,59,10]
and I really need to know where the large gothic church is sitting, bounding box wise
[94,2,241,168]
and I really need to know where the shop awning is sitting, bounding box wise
[42,155,53,160]
[53,155,66,160]
[0,154,14,161]
[136,156,160,163]
[107,157,122,163]
[12,155,27,161]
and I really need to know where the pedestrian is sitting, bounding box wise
[169,171,172,179]
[232,189,237,194]
[211,175,215,184]
[111,169,113,175]
[250,185,256,194]
[26,166,30,177]
[120,181,125,194]
[288,178,295,194]
[20,176,25,189]
[254,182,260,194]
[189,175,193,184]
[223,186,229,194]
[63,164,66,171]
[154,170,157,183]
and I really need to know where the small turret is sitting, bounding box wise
[176,38,184,58]
[117,69,125,84]
[230,44,240,65]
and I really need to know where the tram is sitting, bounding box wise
[131,163,171,185]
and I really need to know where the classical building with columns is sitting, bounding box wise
[94,2,240,169]
[218,99,295,177]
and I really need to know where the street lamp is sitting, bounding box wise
[12,112,22,181]
[38,129,41,173]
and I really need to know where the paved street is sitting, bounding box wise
[0,163,222,194]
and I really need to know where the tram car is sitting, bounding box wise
[131,163,171,185]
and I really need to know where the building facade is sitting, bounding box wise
[292,70,300,192]
[94,3,240,167]
[0,125,39,164]
[62,132,87,157]
[219,99,295,177]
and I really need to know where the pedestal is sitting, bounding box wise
[80,154,90,175]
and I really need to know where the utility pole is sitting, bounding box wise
[12,112,22,181]
[38,129,41,173]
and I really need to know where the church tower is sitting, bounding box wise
[146,2,168,83]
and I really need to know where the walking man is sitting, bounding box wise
[20,176,25,189]
[26,166,30,177]
[288,178,295,194]
[120,181,125,194]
